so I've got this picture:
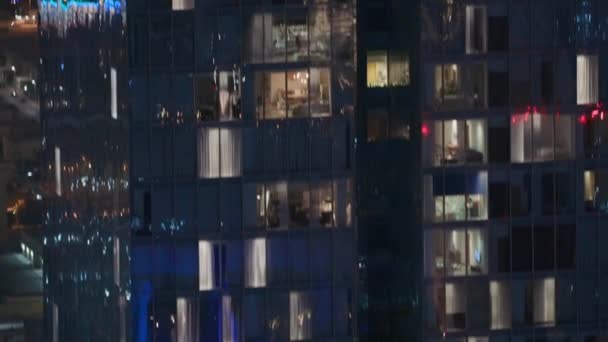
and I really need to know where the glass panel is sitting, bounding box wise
[287,70,309,118]
[285,11,308,62]
[310,68,330,117]
[263,71,287,119]
[424,229,444,277]
[309,6,330,61]
[195,75,218,121]
[468,229,487,275]
[367,51,388,88]
[533,278,555,326]
[290,291,312,340]
[577,54,598,105]
[490,281,512,329]
[288,182,311,227]
[446,282,467,331]
[265,182,288,229]
[389,51,410,86]
[446,230,467,276]
[245,238,266,288]
[311,181,334,228]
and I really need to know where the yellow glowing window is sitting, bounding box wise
[367,51,388,88]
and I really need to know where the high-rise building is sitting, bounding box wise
[420,0,608,340]
[39,0,130,341]
[41,0,608,341]
[126,0,357,341]
[356,0,421,341]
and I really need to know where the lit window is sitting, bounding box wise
[445,282,466,331]
[244,238,266,288]
[199,240,225,290]
[222,296,238,342]
[290,291,312,341]
[388,51,410,86]
[442,229,487,276]
[198,128,242,178]
[431,63,487,110]
[309,68,331,117]
[113,237,120,287]
[54,147,61,196]
[53,303,58,342]
[172,0,194,11]
[367,51,388,88]
[510,112,574,162]
[424,172,488,222]
[577,54,598,105]
[533,278,555,326]
[423,119,487,166]
[177,297,199,341]
[490,281,511,329]
[465,5,487,54]
[195,70,241,121]
[110,67,117,119]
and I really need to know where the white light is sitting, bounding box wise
[23,85,27,92]
[27,171,32,177]
[110,68,118,119]
[35,194,42,200]
[55,147,61,196]
[10,66,15,72]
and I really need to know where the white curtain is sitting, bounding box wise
[222,296,237,342]
[289,292,312,341]
[219,72,232,119]
[199,128,220,178]
[533,278,555,326]
[172,0,194,10]
[465,6,487,54]
[199,128,241,178]
[220,128,242,178]
[177,297,199,342]
[245,238,266,288]
[198,241,215,291]
[577,54,599,105]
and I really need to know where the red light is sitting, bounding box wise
[579,114,588,125]
[421,124,430,137]
[592,109,600,118]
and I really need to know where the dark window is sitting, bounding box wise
[488,16,508,51]
[488,71,509,107]
[557,224,575,269]
[489,181,509,218]
[143,191,151,232]
[496,227,510,273]
[512,226,532,272]
[541,172,554,215]
[488,125,509,162]
[150,15,172,66]
[511,172,531,216]
[540,61,553,104]
[534,225,554,271]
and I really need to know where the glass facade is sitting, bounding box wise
[127,0,356,341]
[421,0,608,340]
[39,0,130,341]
